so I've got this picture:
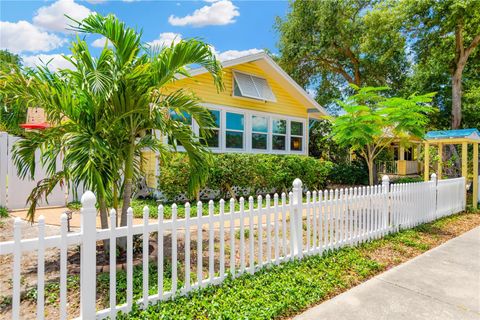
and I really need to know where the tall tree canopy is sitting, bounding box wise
[275,0,408,112]
[399,0,480,129]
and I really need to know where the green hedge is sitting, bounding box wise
[158,154,333,201]
[328,160,369,186]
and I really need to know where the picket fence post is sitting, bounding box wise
[292,178,303,258]
[431,173,437,218]
[80,191,97,319]
[382,175,390,233]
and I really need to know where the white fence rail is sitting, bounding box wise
[0,174,466,319]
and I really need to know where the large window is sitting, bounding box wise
[204,109,220,148]
[251,115,268,150]
[272,119,287,151]
[226,112,244,149]
[290,121,303,151]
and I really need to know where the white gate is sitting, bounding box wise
[0,132,70,210]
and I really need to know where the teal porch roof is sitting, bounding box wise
[425,128,480,141]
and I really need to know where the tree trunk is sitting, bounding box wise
[451,70,463,129]
[367,158,374,186]
[121,141,135,227]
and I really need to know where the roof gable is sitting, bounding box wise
[186,52,328,116]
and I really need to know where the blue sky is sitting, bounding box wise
[1,0,289,70]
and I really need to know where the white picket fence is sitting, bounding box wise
[0,174,466,319]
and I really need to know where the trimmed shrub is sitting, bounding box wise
[328,160,368,186]
[158,153,333,201]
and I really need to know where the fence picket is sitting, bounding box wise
[109,209,117,319]
[229,198,235,277]
[266,195,272,265]
[239,197,246,274]
[142,206,149,307]
[37,216,45,320]
[157,205,164,299]
[59,214,68,320]
[196,202,203,288]
[248,196,255,273]
[185,203,191,292]
[172,204,178,295]
[126,208,133,311]
[257,195,263,268]
[208,201,214,283]
[219,199,225,279]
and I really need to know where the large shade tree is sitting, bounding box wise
[398,0,480,129]
[275,0,408,113]
[330,86,435,185]
[0,14,223,228]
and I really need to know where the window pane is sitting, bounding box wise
[252,115,268,133]
[170,109,191,125]
[272,119,286,134]
[290,137,302,151]
[252,133,267,150]
[291,121,303,136]
[209,110,220,128]
[226,131,243,149]
[272,135,286,150]
[204,130,219,148]
[226,112,244,131]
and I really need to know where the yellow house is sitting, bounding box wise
[142,52,328,187]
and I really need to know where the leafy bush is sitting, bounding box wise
[392,176,423,184]
[328,160,368,185]
[158,154,333,201]
[0,206,8,218]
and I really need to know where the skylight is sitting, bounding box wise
[232,71,276,102]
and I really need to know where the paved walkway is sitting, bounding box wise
[295,226,480,320]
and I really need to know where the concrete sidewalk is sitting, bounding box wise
[295,227,480,320]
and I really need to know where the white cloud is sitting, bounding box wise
[0,20,65,54]
[168,0,239,27]
[214,48,263,62]
[148,32,182,47]
[86,0,107,3]
[23,54,75,71]
[33,0,92,33]
[91,36,113,48]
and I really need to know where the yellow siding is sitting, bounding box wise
[168,62,308,118]
[140,151,157,188]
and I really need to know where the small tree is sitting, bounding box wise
[330,86,435,185]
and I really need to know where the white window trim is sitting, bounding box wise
[232,70,277,102]
[271,117,288,152]
[289,120,305,153]
[202,103,307,155]
[251,114,270,151]
[224,110,246,151]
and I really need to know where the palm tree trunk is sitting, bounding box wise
[121,141,135,227]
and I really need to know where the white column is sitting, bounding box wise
[292,178,303,258]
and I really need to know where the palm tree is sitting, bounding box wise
[70,13,224,226]
[0,13,223,229]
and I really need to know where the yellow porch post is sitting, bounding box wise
[437,143,443,180]
[462,142,468,179]
[424,142,430,181]
[473,142,478,209]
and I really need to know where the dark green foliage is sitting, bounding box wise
[158,153,334,201]
[392,176,423,184]
[329,160,368,186]
[119,249,381,320]
[0,206,8,218]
